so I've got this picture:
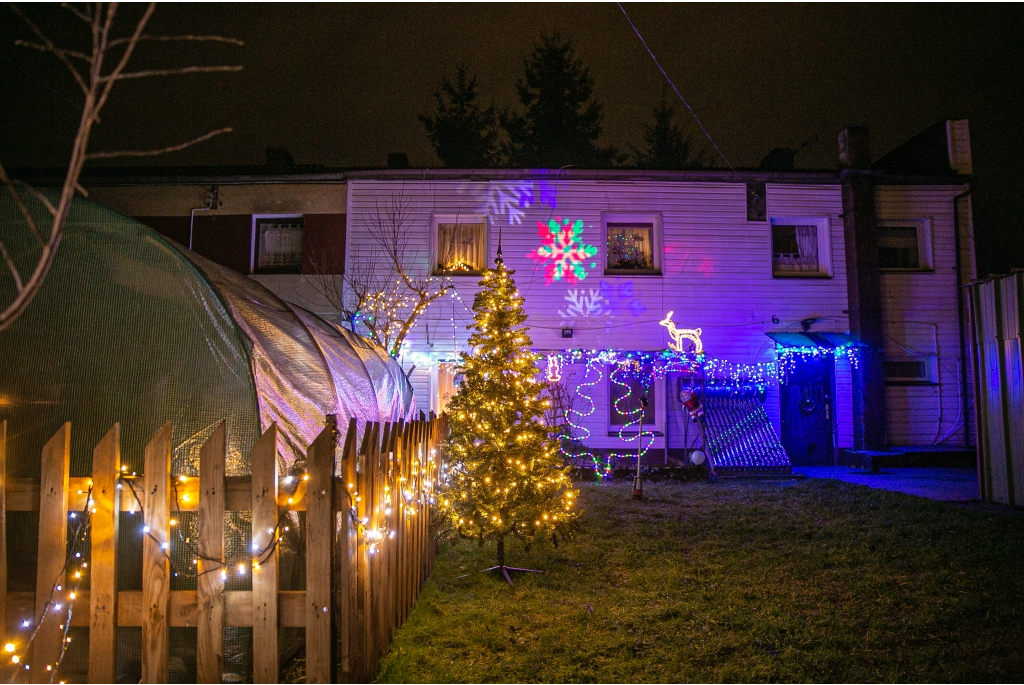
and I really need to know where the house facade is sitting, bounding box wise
[68,121,976,467]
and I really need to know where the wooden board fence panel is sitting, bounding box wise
[32,422,70,684]
[338,419,359,682]
[88,423,120,684]
[197,421,226,684]
[141,422,171,684]
[306,421,336,684]
[4,414,447,684]
[251,424,279,683]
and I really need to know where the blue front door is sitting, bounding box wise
[780,356,836,466]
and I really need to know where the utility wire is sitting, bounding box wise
[616,2,735,172]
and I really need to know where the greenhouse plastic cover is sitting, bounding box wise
[0,196,416,476]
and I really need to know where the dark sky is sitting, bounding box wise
[2,3,1022,272]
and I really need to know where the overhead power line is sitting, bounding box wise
[616,2,735,171]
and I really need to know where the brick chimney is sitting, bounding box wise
[839,125,887,450]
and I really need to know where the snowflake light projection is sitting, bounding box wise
[529,217,598,285]
[558,288,609,320]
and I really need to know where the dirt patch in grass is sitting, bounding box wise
[378,478,1024,683]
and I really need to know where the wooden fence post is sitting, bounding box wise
[88,424,120,684]
[306,419,337,684]
[403,422,416,621]
[32,422,70,683]
[197,421,226,684]
[251,424,279,683]
[371,423,389,668]
[355,423,375,681]
[388,421,403,638]
[338,419,358,682]
[0,420,6,646]
[141,422,171,684]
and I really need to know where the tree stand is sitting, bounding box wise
[482,538,543,585]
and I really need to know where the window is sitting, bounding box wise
[607,363,664,435]
[884,356,938,385]
[604,214,661,275]
[254,216,303,273]
[770,217,831,277]
[433,362,457,415]
[433,216,487,275]
[877,219,933,271]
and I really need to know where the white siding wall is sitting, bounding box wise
[876,184,972,446]
[348,179,858,452]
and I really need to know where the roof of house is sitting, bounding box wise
[8,164,969,187]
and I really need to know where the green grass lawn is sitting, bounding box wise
[378,478,1024,683]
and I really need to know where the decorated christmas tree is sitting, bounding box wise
[439,251,579,575]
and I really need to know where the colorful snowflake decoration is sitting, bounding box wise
[529,216,598,285]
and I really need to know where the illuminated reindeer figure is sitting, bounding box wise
[659,311,704,355]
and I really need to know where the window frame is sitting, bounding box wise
[602,212,662,277]
[252,214,304,274]
[883,355,939,386]
[769,216,833,279]
[431,214,490,277]
[877,218,934,272]
[605,365,665,436]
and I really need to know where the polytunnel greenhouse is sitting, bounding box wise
[0,195,417,681]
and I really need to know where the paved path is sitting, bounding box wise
[792,466,979,502]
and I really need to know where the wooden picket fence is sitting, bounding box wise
[0,413,446,683]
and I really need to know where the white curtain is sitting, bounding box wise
[259,222,303,268]
[438,223,485,272]
[774,224,819,272]
[436,364,456,415]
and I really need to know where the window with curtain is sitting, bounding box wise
[435,221,486,274]
[606,222,656,272]
[436,363,457,414]
[771,224,821,275]
[255,217,303,273]
[878,225,921,269]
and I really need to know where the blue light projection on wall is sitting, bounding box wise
[529,217,598,285]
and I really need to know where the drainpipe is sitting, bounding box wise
[189,207,209,250]
[953,189,973,449]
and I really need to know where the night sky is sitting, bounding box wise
[2,3,1022,273]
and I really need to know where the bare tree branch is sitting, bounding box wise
[0,161,45,245]
[91,2,154,118]
[8,3,89,93]
[86,127,233,159]
[7,179,58,218]
[102,64,242,82]
[0,239,24,292]
[313,192,458,357]
[60,3,92,23]
[14,40,91,62]
[1,2,242,332]
[108,33,245,47]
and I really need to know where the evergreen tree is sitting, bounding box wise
[502,31,621,169]
[419,64,501,168]
[633,95,706,170]
[439,254,579,569]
